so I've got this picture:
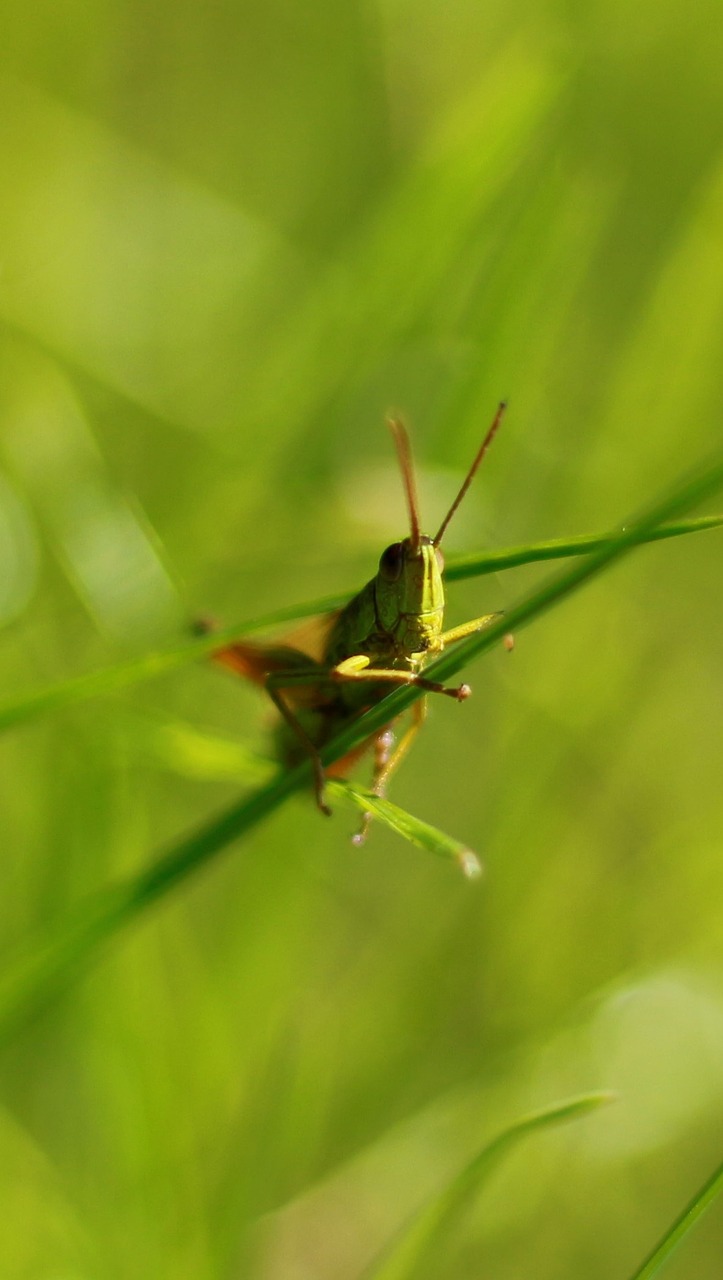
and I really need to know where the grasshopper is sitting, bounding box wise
[205,403,510,841]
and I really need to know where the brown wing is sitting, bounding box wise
[207,640,314,683]
[207,611,340,682]
[277,610,340,664]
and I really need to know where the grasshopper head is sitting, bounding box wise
[375,534,445,636]
[378,406,506,647]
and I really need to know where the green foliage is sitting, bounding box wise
[1,1,723,1277]
[2,487,719,1053]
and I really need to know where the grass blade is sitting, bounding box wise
[329,781,482,879]
[362,1093,615,1280]
[627,1158,723,1280]
[0,456,721,1041]
[444,514,723,580]
[0,516,719,734]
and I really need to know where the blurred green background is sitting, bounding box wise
[1,0,722,1276]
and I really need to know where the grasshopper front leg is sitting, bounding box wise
[439,610,504,648]
[332,655,470,701]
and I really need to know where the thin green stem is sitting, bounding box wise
[444,514,723,580]
[627,1158,723,1280]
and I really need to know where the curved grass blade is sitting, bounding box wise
[0,456,721,1042]
[0,517,719,735]
[362,1092,614,1280]
[329,781,482,879]
[627,1158,723,1280]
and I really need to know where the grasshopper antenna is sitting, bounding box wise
[433,401,507,547]
[388,418,422,552]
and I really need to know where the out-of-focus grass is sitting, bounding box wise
[627,1156,723,1280]
[364,1092,616,1280]
[0,1,723,1277]
[4,475,720,1053]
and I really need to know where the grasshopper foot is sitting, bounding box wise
[416,676,471,700]
[351,812,374,846]
[351,729,392,845]
[436,681,471,701]
[316,794,333,818]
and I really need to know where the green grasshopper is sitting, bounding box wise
[206,403,510,841]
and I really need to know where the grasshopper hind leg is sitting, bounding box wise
[266,674,333,816]
[352,697,428,846]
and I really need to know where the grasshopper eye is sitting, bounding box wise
[379,541,404,580]
[435,548,445,573]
